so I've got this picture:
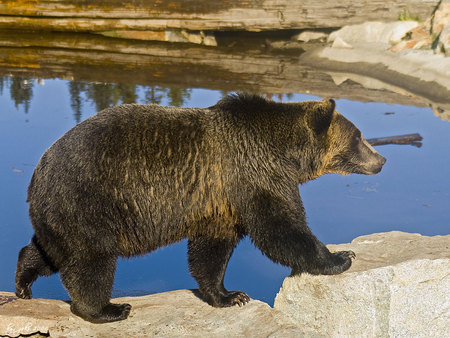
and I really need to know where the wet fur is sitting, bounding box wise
[16,93,385,322]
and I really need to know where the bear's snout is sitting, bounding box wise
[364,153,386,174]
[358,138,386,175]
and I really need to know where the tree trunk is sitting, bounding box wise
[0,0,440,32]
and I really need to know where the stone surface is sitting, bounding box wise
[99,29,217,46]
[390,37,432,51]
[0,289,299,337]
[1,232,448,336]
[432,0,450,34]
[433,103,450,120]
[274,232,450,337]
[437,24,450,55]
[389,18,433,51]
[391,0,450,54]
[294,31,328,42]
[328,21,419,45]
[331,37,353,49]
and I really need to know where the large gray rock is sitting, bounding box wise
[1,232,448,337]
[0,289,299,337]
[274,232,450,337]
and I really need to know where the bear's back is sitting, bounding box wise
[27,104,231,255]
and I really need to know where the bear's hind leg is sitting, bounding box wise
[188,237,250,307]
[60,255,131,323]
[16,235,57,299]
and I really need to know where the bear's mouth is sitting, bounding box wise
[358,156,386,175]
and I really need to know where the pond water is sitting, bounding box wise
[1,76,449,306]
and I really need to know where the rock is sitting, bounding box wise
[432,103,450,121]
[437,24,450,55]
[390,37,432,51]
[391,1,450,54]
[294,31,328,42]
[202,32,218,47]
[2,232,448,337]
[328,21,419,45]
[331,37,353,49]
[0,289,299,337]
[432,0,450,35]
[99,29,217,46]
[386,18,433,51]
[274,232,450,337]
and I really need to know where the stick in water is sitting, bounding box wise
[367,133,423,147]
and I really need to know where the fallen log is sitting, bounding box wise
[0,0,439,32]
[367,133,423,147]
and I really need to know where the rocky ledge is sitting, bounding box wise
[1,231,449,337]
[300,0,450,110]
[275,231,450,337]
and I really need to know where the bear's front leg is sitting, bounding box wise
[244,189,355,275]
[188,236,250,307]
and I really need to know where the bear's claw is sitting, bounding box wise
[229,291,250,307]
[15,283,32,299]
[207,290,250,307]
[339,250,356,259]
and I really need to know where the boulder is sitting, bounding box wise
[0,290,298,337]
[437,24,450,55]
[294,31,328,42]
[274,232,450,337]
[432,0,450,34]
[391,0,450,54]
[1,232,448,337]
[328,21,419,45]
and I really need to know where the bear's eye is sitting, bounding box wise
[353,132,362,142]
[353,132,362,147]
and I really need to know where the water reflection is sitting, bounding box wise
[2,77,34,113]
[3,76,193,122]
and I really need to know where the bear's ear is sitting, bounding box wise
[307,98,335,134]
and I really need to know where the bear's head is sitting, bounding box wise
[295,98,386,180]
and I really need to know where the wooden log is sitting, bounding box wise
[0,0,440,32]
[367,133,423,147]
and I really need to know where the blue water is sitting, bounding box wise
[1,78,449,305]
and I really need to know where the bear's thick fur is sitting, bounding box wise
[16,93,385,323]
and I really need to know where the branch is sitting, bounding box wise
[367,133,423,148]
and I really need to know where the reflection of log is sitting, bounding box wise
[0,31,427,107]
[0,0,439,32]
[367,133,423,147]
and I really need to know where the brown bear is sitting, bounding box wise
[15,93,385,323]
